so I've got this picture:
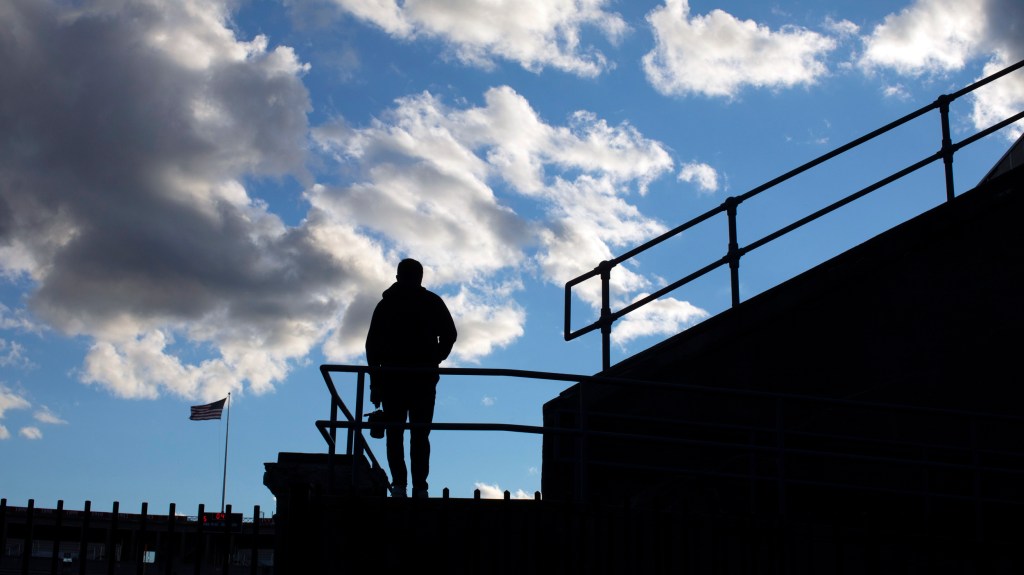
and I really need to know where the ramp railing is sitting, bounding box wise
[564,58,1024,370]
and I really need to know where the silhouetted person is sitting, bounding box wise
[366,258,457,498]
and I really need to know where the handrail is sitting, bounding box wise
[565,58,1024,370]
[318,364,1024,502]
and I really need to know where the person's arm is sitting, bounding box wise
[435,297,457,363]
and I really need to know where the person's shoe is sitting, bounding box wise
[391,485,408,498]
[413,488,428,499]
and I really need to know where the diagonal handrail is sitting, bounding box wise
[565,58,1024,370]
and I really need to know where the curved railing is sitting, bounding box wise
[564,58,1024,370]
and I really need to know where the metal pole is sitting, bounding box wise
[221,393,231,513]
[726,196,741,307]
[599,260,612,371]
[938,95,955,201]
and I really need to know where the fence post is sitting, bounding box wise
[107,501,119,575]
[938,94,955,201]
[726,196,741,307]
[194,504,205,575]
[598,260,613,371]
[250,506,260,575]
[51,500,64,575]
[79,500,91,575]
[20,498,32,575]
[223,504,233,575]
[136,502,148,575]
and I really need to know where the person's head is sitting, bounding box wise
[396,258,424,286]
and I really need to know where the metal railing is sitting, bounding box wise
[564,58,1024,370]
[317,364,1024,521]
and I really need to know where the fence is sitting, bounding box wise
[0,499,273,575]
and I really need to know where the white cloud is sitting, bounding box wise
[0,384,31,418]
[474,482,534,499]
[317,0,628,76]
[19,426,42,440]
[611,297,708,347]
[0,0,327,401]
[859,0,1024,140]
[0,0,705,404]
[0,339,31,368]
[481,395,496,407]
[313,85,698,361]
[642,0,836,98]
[858,0,986,75]
[677,161,719,194]
[0,424,9,439]
[33,405,67,425]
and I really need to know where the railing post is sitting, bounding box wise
[250,505,260,575]
[194,504,205,575]
[136,502,148,575]
[725,196,741,307]
[165,503,176,575]
[598,260,613,371]
[938,94,956,201]
[51,499,64,575]
[222,504,233,575]
[107,501,119,575]
[79,500,91,575]
[20,498,32,575]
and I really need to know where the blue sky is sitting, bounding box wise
[1,0,1022,517]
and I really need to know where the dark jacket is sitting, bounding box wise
[365,282,457,399]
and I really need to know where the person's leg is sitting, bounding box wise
[383,396,409,495]
[408,385,436,495]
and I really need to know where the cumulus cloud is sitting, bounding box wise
[0,384,31,419]
[859,0,1024,139]
[858,0,986,75]
[19,426,42,440]
[0,424,9,440]
[0,0,704,404]
[311,0,628,76]
[0,0,334,402]
[642,0,836,98]
[33,405,67,425]
[312,85,700,360]
[481,395,496,407]
[677,161,719,194]
[474,482,534,499]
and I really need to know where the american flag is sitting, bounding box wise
[190,398,227,421]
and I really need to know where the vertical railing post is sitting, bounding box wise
[164,503,176,575]
[107,501,119,575]
[598,260,613,371]
[352,370,367,489]
[20,498,32,575]
[51,500,64,575]
[136,502,148,575]
[329,373,338,457]
[79,500,91,575]
[250,506,260,575]
[725,196,741,307]
[194,504,205,575]
[222,504,233,575]
[938,94,956,201]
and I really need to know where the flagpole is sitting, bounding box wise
[221,392,231,513]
